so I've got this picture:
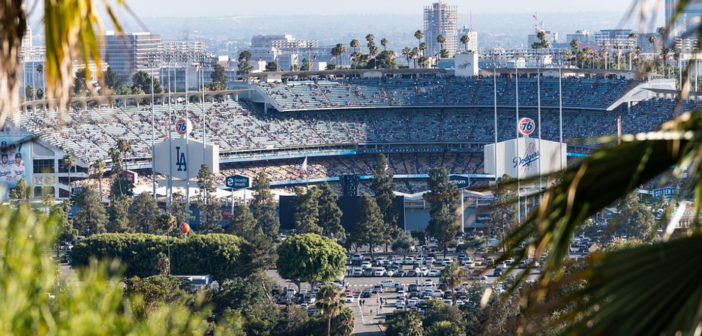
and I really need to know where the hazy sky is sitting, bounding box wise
[122,0,635,17]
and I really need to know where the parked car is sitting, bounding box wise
[372,285,382,294]
[395,270,406,277]
[397,290,406,299]
[361,288,372,298]
[345,295,354,303]
[378,279,401,288]
[363,269,374,277]
[403,257,415,265]
[428,269,440,277]
[351,268,363,276]
[424,279,434,286]
[406,270,417,277]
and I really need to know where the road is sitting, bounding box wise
[265,264,541,336]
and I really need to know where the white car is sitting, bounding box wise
[361,261,372,269]
[407,299,419,307]
[397,291,407,299]
[395,300,406,308]
[424,279,434,286]
[403,257,415,265]
[425,257,435,265]
[374,268,386,277]
[455,299,467,306]
[345,295,354,303]
[419,267,429,276]
[442,258,453,266]
[428,269,440,277]
[351,269,363,276]
[378,279,401,288]
[465,261,475,269]
[442,299,453,306]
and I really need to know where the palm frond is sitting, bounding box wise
[495,111,702,300]
[43,0,127,124]
[529,235,702,336]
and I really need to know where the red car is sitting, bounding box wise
[344,289,353,296]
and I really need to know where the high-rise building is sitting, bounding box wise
[666,0,702,37]
[101,31,161,84]
[457,26,478,53]
[424,1,458,58]
[566,30,593,44]
[247,35,318,70]
[528,31,558,47]
[21,24,32,51]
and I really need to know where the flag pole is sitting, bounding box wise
[515,67,520,222]
[493,68,497,183]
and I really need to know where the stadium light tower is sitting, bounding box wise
[146,52,161,200]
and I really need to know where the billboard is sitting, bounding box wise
[279,196,405,231]
[0,136,32,195]
[153,138,219,180]
[484,138,566,179]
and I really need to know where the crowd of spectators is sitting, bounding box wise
[256,75,636,111]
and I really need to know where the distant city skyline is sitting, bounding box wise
[121,0,633,17]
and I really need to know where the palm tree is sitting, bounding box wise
[365,34,374,43]
[414,30,424,50]
[439,262,463,301]
[117,139,132,171]
[437,34,446,59]
[316,285,344,336]
[62,154,75,190]
[0,0,124,126]
[349,39,359,54]
[411,47,419,69]
[380,38,388,51]
[419,42,428,56]
[460,34,470,52]
[402,47,412,67]
[93,159,105,199]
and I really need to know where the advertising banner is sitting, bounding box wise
[0,136,32,194]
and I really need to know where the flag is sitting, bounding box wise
[240,57,247,62]
[330,56,336,61]
[350,55,356,61]
[412,54,418,60]
[298,157,308,176]
[369,54,375,60]
[257,57,262,62]
[311,56,317,61]
[391,53,397,60]
[668,55,674,60]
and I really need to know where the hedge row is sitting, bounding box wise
[70,233,244,282]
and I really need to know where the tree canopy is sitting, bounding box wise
[276,233,346,290]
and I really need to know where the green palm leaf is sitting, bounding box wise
[538,235,702,336]
[492,110,702,332]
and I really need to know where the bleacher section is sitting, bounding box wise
[256,76,636,111]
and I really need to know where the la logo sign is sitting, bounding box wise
[518,118,535,136]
